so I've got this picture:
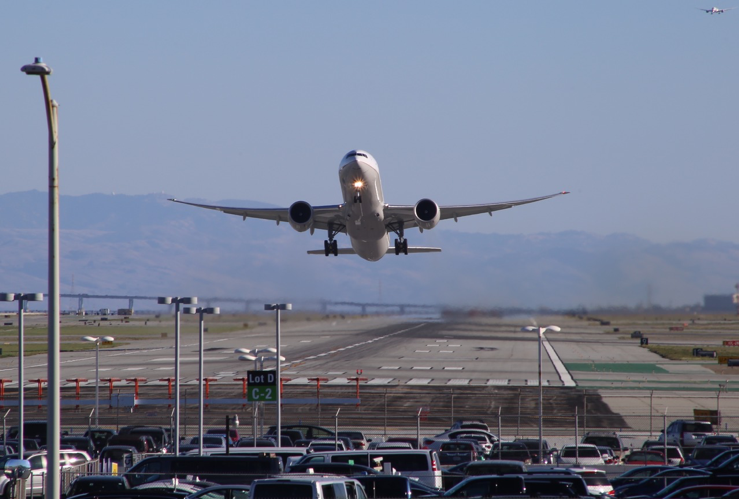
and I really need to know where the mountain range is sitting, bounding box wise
[0,191,736,311]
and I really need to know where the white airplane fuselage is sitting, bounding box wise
[339,152,389,261]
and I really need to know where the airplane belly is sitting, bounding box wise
[351,234,389,262]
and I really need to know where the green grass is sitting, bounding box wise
[565,362,670,374]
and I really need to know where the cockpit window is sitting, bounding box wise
[346,151,368,159]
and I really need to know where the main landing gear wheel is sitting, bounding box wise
[324,240,338,256]
[394,238,408,255]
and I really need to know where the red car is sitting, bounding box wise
[623,450,666,465]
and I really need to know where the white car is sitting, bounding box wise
[556,444,605,466]
[569,467,613,496]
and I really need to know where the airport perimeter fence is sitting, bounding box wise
[2,385,737,448]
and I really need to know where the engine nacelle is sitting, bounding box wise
[414,198,440,230]
[288,201,314,233]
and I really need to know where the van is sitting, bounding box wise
[124,454,283,486]
[292,449,442,489]
[6,421,49,446]
[249,476,367,499]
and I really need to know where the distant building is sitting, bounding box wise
[703,294,734,312]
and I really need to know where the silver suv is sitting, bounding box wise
[659,420,715,448]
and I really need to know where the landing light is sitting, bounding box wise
[353,180,364,190]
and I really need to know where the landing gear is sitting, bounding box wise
[324,239,338,257]
[353,192,362,203]
[394,238,408,255]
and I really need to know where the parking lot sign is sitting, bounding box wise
[247,370,277,402]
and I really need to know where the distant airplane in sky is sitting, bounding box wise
[697,6,735,13]
[171,150,568,262]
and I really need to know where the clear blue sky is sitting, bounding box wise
[2,2,738,243]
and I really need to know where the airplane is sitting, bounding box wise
[697,6,736,13]
[170,150,569,262]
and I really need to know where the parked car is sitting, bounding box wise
[688,446,732,466]
[642,443,686,466]
[581,431,628,460]
[489,442,532,463]
[83,428,116,454]
[64,475,130,499]
[514,438,551,464]
[449,420,490,432]
[287,462,379,476]
[623,450,667,466]
[338,431,370,450]
[235,438,277,448]
[184,484,252,499]
[249,476,367,499]
[355,474,441,499]
[659,420,715,449]
[556,444,605,466]
[189,435,228,448]
[266,424,334,440]
[437,440,483,466]
[60,436,97,458]
[206,428,240,445]
[610,466,678,490]
[99,445,138,471]
[442,475,526,498]
[614,468,711,498]
[701,435,738,446]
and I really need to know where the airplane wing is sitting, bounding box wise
[168,199,347,233]
[307,246,441,255]
[697,7,713,11]
[383,191,569,230]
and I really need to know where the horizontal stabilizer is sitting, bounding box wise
[307,246,442,256]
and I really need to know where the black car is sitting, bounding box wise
[356,474,442,498]
[64,475,130,499]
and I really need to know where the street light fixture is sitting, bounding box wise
[264,303,291,448]
[0,293,43,455]
[157,296,197,455]
[20,56,61,499]
[521,324,561,463]
[81,335,115,428]
[183,306,220,455]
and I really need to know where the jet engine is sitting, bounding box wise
[288,201,313,232]
[414,198,440,230]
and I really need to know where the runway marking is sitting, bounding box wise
[285,377,310,384]
[447,379,470,385]
[426,344,439,347]
[327,371,345,375]
[380,366,400,370]
[415,350,430,353]
[486,379,510,385]
[327,378,349,384]
[412,366,432,370]
[444,367,464,370]
[300,340,311,343]
[155,367,174,371]
[366,378,394,384]
[122,367,145,371]
[439,350,454,353]
[449,344,461,347]
[542,336,576,387]
[407,378,432,385]
[437,340,448,342]
[288,324,426,368]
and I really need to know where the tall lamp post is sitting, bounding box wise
[157,296,197,455]
[81,335,115,428]
[183,306,220,455]
[521,324,561,463]
[0,292,43,455]
[264,303,291,448]
[20,56,60,499]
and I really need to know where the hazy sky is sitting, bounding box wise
[2,2,738,243]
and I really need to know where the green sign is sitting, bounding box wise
[248,386,276,402]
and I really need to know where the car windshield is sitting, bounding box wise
[684,423,713,433]
[562,447,600,458]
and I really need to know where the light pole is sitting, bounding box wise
[81,335,115,428]
[184,306,220,455]
[157,296,197,455]
[20,56,60,499]
[0,293,43,455]
[522,324,561,463]
[264,303,291,448]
